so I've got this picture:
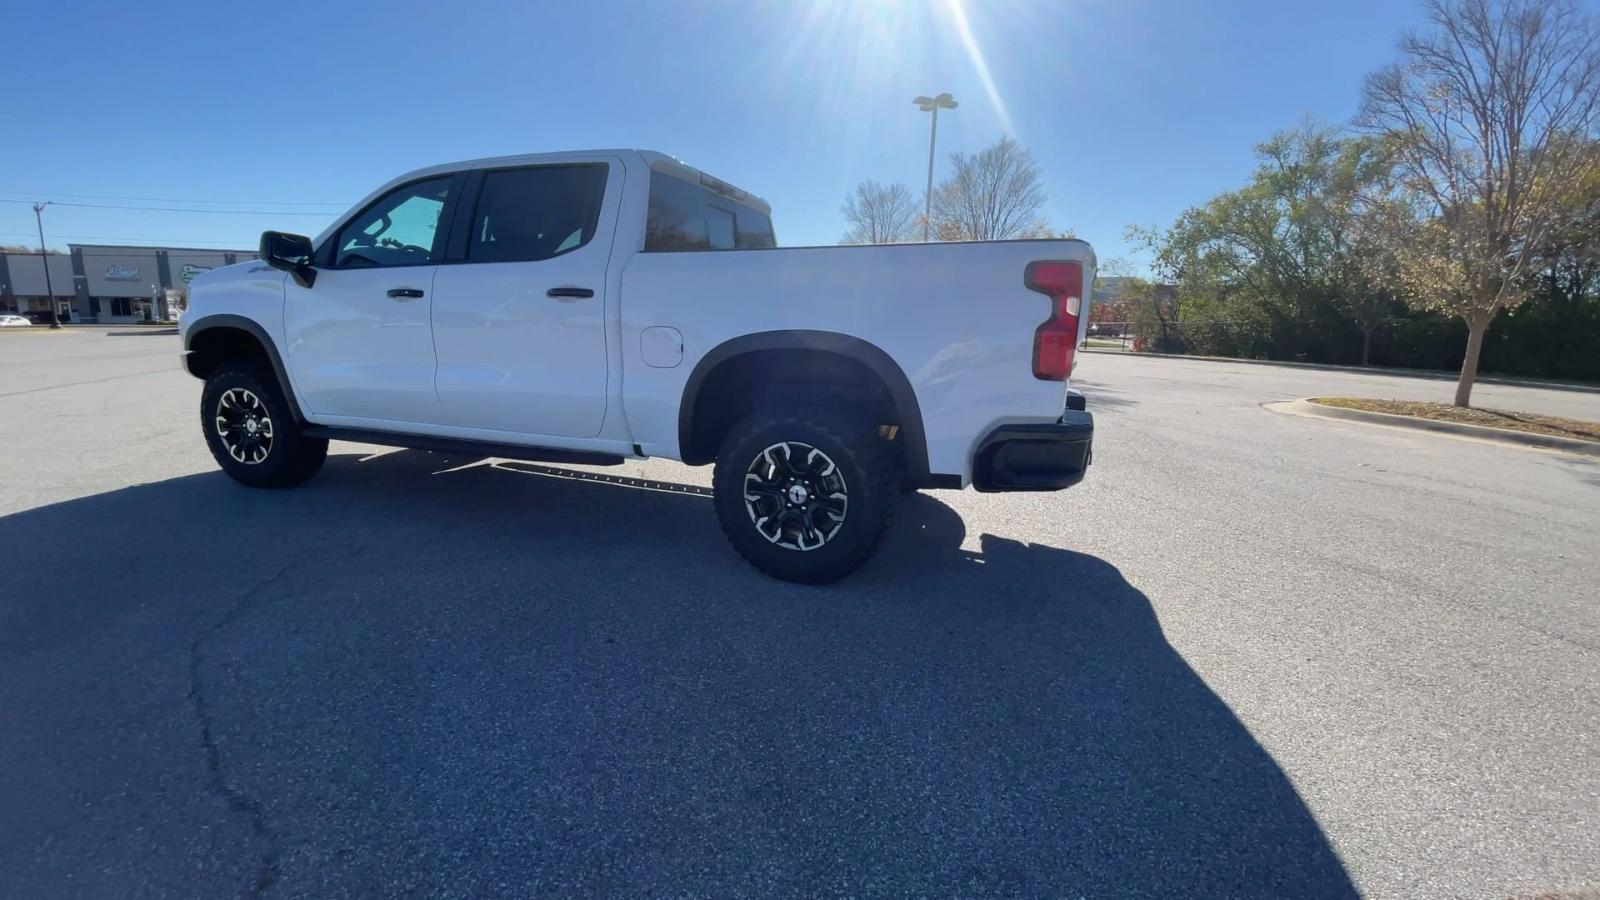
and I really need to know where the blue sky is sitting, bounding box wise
[2,0,1435,266]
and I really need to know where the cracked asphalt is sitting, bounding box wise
[2,329,1597,898]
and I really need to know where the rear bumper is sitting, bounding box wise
[971,409,1094,492]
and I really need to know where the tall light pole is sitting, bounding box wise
[32,201,61,329]
[913,92,957,241]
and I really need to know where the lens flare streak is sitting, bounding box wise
[944,0,1016,136]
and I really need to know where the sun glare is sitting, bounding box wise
[943,0,1016,136]
[774,0,1020,138]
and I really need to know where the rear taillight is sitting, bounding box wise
[1025,260,1083,381]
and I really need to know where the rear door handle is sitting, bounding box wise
[547,286,594,299]
[387,287,424,299]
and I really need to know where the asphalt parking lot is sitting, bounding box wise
[2,328,1597,898]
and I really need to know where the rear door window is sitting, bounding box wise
[467,164,608,263]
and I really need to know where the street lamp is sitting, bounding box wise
[32,202,62,329]
[913,92,957,241]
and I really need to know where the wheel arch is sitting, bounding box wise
[184,314,305,424]
[677,330,930,483]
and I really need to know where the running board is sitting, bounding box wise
[302,426,627,467]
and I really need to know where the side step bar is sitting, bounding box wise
[301,426,627,467]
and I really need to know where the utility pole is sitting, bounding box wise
[913,93,957,241]
[33,202,61,329]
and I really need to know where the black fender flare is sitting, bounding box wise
[678,330,930,482]
[183,313,306,424]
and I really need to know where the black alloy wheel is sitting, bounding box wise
[742,440,850,551]
[214,387,275,465]
[200,361,328,488]
[712,398,897,584]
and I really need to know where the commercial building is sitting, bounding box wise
[0,243,256,323]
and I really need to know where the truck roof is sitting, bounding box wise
[393,149,772,217]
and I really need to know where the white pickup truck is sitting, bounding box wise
[180,150,1095,582]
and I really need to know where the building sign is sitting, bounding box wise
[104,264,141,281]
[179,264,211,283]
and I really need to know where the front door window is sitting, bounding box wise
[333,177,453,269]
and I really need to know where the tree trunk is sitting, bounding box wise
[1454,317,1488,408]
[1360,324,1374,367]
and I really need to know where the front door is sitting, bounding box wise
[429,160,619,437]
[284,174,461,425]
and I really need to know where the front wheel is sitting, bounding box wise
[200,362,327,488]
[712,401,898,584]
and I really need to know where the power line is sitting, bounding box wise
[0,198,333,217]
[0,189,346,207]
[1,230,259,246]
[77,250,255,257]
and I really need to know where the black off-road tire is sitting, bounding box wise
[200,361,327,489]
[712,399,898,584]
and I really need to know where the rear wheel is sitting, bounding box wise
[200,362,327,488]
[712,399,897,584]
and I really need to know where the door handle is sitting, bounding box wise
[386,287,424,299]
[547,286,595,299]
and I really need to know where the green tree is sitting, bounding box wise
[1358,0,1600,405]
[1492,151,1600,377]
[1095,255,1178,348]
[1136,123,1399,363]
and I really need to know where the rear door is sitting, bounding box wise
[429,159,620,437]
[285,173,463,424]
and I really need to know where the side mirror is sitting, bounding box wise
[260,231,317,288]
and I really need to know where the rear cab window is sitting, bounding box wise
[644,172,775,252]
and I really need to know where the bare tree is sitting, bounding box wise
[930,137,1049,241]
[839,180,920,244]
[1358,0,1600,405]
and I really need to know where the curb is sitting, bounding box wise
[1268,398,1600,458]
[0,324,178,334]
[1082,347,1600,395]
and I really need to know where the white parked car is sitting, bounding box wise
[179,150,1096,582]
[0,314,31,327]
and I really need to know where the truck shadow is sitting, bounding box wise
[1069,377,1139,409]
[0,450,1354,897]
